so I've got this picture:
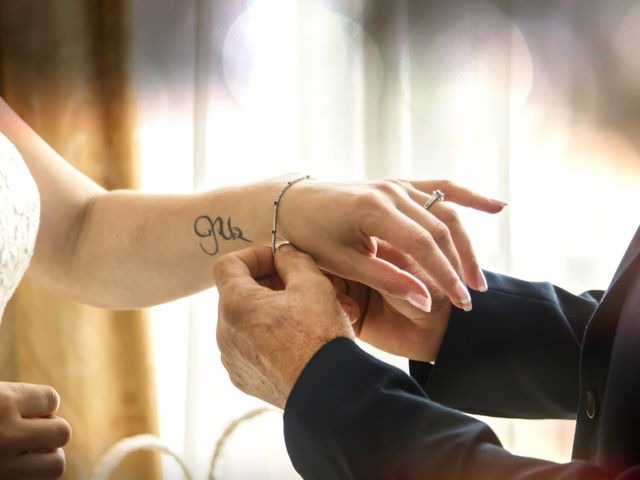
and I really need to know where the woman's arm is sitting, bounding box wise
[1,97,505,310]
[0,99,290,307]
[37,185,282,309]
[0,97,274,307]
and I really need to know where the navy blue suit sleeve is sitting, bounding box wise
[284,338,638,480]
[410,271,604,419]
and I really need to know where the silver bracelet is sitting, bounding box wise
[272,175,312,255]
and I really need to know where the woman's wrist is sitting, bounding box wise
[270,175,313,253]
[211,174,305,248]
[264,172,311,246]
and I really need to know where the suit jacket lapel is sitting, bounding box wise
[582,228,640,344]
[586,226,640,336]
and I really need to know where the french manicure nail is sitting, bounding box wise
[492,199,508,207]
[455,281,472,311]
[476,270,488,292]
[407,292,432,313]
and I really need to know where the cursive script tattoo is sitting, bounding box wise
[194,215,252,256]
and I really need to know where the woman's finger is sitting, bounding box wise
[346,251,432,313]
[409,179,506,213]
[405,186,487,292]
[392,193,465,284]
[373,239,427,282]
[372,241,438,319]
[362,203,472,311]
[431,202,487,292]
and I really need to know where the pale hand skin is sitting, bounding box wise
[1,96,504,310]
[0,383,71,479]
[341,239,453,362]
[278,178,504,311]
[356,286,451,363]
[214,245,355,409]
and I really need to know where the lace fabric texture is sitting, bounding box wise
[0,132,40,318]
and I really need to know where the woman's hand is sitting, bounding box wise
[329,240,453,362]
[356,288,451,362]
[0,382,71,479]
[279,178,503,312]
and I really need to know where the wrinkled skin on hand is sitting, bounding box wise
[214,245,355,409]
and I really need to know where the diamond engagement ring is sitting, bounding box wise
[423,190,445,210]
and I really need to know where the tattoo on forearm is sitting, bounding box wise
[194,215,252,256]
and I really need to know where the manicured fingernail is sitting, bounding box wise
[492,199,508,207]
[476,270,488,292]
[455,281,472,311]
[407,292,432,313]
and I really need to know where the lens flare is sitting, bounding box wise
[401,1,533,140]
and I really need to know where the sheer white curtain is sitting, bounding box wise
[131,0,640,478]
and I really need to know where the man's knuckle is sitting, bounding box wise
[221,284,249,315]
[213,255,233,279]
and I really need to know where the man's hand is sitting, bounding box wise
[0,382,71,479]
[214,245,354,409]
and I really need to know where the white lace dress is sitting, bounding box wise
[0,132,40,319]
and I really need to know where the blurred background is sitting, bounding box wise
[2,0,640,478]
